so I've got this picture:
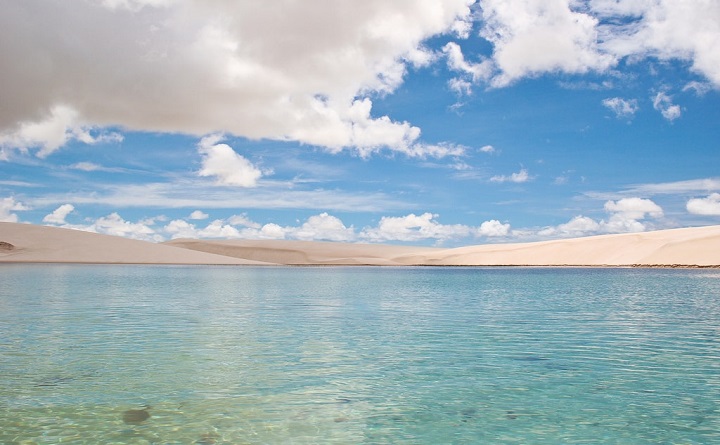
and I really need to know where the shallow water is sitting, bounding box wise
[1,265,719,444]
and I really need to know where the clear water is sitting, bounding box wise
[1,265,719,444]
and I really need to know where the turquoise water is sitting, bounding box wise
[1,265,719,444]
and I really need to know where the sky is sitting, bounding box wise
[1,0,719,246]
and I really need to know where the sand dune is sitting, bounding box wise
[1,222,719,266]
[0,222,267,265]
[164,238,440,266]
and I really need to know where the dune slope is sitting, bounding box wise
[2,222,719,266]
[0,222,269,265]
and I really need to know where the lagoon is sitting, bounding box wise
[1,265,719,443]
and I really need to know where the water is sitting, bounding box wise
[1,265,719,444]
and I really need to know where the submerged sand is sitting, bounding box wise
[1,222,719,267]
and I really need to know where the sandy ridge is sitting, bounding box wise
[1,222,719,267]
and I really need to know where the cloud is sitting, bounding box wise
[442,1,720,90]
[652,92,681,121]
[164,212,354,242]
[480,144,496,154]
[85,212,160,241]
[537,215,600,237]
[197,135,263,187]
[490,168,531,183]
[70,162,102,172]
[602,197,663,232]
[188,210,209,220]
[602,97,639,119]
[0,0,474,156]
[598,0,720,87]
[291,213,356,242]
[604,197,664,220]
[443,41,493,93]
[687,193,720,216]
[477,219,510,237]
[478,0,614,87]
[0,105,123,158]
[538,197,664,237]
[227,213,261,229]
[0,197,29,222]
[360,212,485,243]
[43,204,75,224]
[618,177,720,195]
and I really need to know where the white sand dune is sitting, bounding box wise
[164,238,440,266]
[2,222,719,267]
[394,225,720,267]
[0,222,268,265]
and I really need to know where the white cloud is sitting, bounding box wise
[448,78,473,96]
[652,92,681,121]
[360,213,473,243]
[602,197,663,232]
[687,193,720,216]
[442,1,720,90]
[620,177,720,195]
[0,197,29,222]
[88,212,160,241]
[164,219,199,239]
[292,212,356,242]
[0,105,123,158]
[598,0,720,87]
[602,97,639,118]
[538,197,664,238]
[198,135,263,187]
[443,41,494,91]
[43,204,75,224]
[477,219,510,237]
[604,197,663,220]
[70,162,102,172]
[0,1,474,156]
[479,0,615,87]
[227,213,261,228]
[490,168,531,183]
[683,81,712,96]
[480,144,496,154]
[188,210,209,220]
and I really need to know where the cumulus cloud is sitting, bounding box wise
[443,41,493,93]
[361,213,472,242]
[0,0,474,156]
[490,168,531,183]
[604,197,663,220]
[87,212,160,241]
[478,0,615,87]
[480,145,496,154]
[188,210,209,220]
[291,213,356,242]
[443,1,720,90]
[227,213,261,229]
[477,219,510,237]
[198,135,263,187]
[598,0,720,87]
[0,105,123,158]
[163,211,511,244]
[652,92,681,121]
[43,204,75,224]
[538,197,664,237]
[0,197,29,222]
[602,97,639,119]
[687,193,720,215]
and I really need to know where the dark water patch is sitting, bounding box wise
[122,407,151,424]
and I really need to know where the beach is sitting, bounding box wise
[2,222,719,267]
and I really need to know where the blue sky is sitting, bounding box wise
[1,0,719,246]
